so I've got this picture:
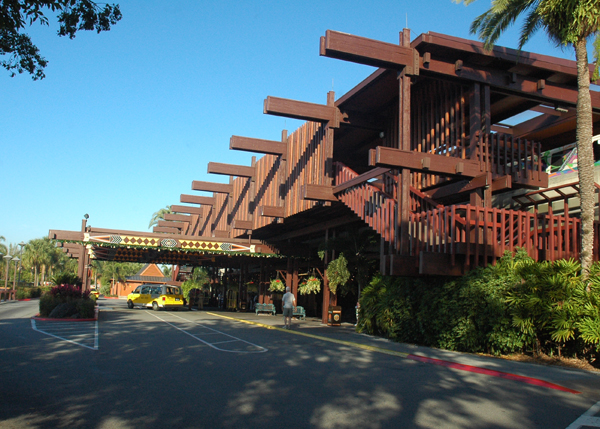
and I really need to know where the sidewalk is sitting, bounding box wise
[201,307,600,396]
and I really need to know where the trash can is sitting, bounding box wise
[327,306,342,326]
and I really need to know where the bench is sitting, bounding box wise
[255,303,276,316]
[293,306,306,320]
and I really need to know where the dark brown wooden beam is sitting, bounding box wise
[180,194,216,206]
[420,56,600,112]
[257,205,285,218]
[232,220,253,230]
[302,184,338,202]
[164,213,192,222]
[264,96,340,127]
[157,221,185,229]
[153,227,179,234]
[207,162,255,178]
[171,205,204,215]
[370,147,481,177]
[320,30,418,74]
[191,181,233,194]
[333,167,390,193]
[413,31,598,82]
[49,230,84,241]
[230,136,287,159]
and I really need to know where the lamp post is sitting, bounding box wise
[17,242,25,291]
[3,254,12,301]
[11,257,19,300]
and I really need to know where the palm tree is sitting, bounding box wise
[149,205,172,229]
[461,0,600,276]
[0,236,7,255]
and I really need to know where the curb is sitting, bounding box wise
[207,311,581,395]
[32,306,99,322]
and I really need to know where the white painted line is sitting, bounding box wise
[146,311,267,354]
[566,400,600,428]
[31,319,98,351]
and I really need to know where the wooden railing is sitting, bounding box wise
[410,205,600,267]
[335,163,396,244]
[478,132,545,185]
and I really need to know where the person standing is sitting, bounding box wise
[281,286,296,329]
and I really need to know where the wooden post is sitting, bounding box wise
[398,28,412,256]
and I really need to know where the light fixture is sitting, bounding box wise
[84,214,89,220]
[379,131,385,139]
[555,105,569,113]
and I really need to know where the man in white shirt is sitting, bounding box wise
[282,286,296,329]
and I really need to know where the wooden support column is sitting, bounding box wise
[322,229,331,325]
[77,218,86,283]
[325,92,336,204]
[286,257,293,294]
[398,28,411,255]
[292,258,299,297]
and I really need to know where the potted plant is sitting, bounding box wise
[269,277,285,293]
[298,276,321,295]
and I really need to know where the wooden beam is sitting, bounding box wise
[415,31,600,85]
[180,194,216,206]
[230,135,287,159]
[207,162,255,178]
[257,205,285,218]
[49,230,84,241]
[157,221,185,229]
[212,230,230,238]
[420,56,600,111]
[171,205,204,215]
[320,30,418,74]
[333,167,390,193]
[164,213,192,222]
[302,184,338,202]
[370,147,481,177]
[264,96,340,127]
[153,226,179,234]
[232,220,252,230]
[191,181,233,194]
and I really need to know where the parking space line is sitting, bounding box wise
[31,319,98,350]
[145,311,267,354]
[566,400,600,428]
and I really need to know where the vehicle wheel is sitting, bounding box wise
[152,301,159,311]
[127,300,134,309]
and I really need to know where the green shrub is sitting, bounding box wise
[76,298,96,318]
[99,283,111,296]
[358,250,600,361]
[39,283,95,318]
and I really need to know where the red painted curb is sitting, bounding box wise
[407,354,581,394]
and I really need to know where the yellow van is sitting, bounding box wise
[127,284,185,311]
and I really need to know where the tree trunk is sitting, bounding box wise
[575,39,595,277]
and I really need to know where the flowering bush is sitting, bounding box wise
[39,283,94,318]
[269,278,285,292]
[299,277,321,295]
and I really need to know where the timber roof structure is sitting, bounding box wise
[51,28,600,281]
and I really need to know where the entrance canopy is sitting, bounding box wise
[49,227,280,266]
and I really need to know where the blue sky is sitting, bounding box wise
[0,0,586,247]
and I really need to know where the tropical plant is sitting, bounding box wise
[51,272,81,287]
[0,235,7,255]
[298,276,321,295]
[149,205,172,229]
[269,277,285,292]
[326,253,351,295]
[181,267,209,299]
[319,226,378,297]
[460,0,600,276]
